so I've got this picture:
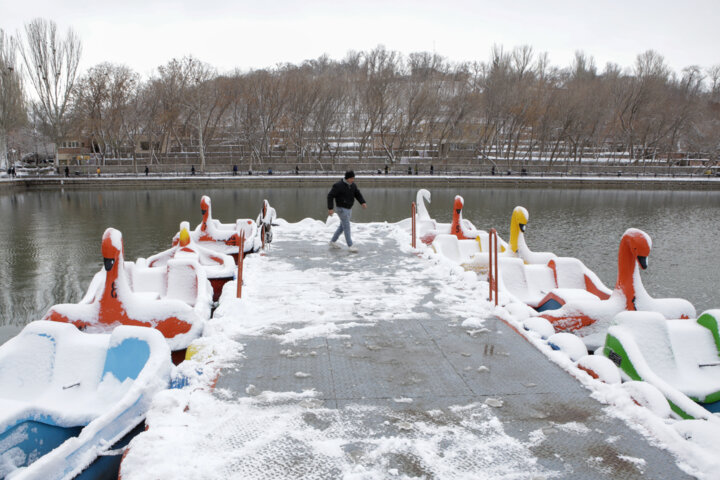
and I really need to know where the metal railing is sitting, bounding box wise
[411,202,417,249]
[11,161,720,179]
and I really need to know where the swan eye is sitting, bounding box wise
[201,209,208,215]
[519,224,526,232]
[103,258,115,272]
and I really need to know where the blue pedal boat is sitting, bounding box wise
[0,321,171,479]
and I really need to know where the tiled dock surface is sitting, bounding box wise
[215,223,690,479]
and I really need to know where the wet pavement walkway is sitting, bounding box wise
[210,222,690,479]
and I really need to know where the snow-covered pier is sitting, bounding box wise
[121,220,692,479]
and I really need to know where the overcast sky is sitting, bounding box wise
[2,0,718,78]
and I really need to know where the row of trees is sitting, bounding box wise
[2,18,719,173]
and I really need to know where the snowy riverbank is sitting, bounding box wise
[2,173,720,191]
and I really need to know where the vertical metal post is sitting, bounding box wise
[488,228,494,303]
[488,228,499,306]
[411,202,417,248]
[261,200,267,250]
[494,230,499,306]
[236,231,245,298]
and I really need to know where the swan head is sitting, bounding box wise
[622,228,652,270]
[512,206,529,233]
[179,221,191,247]
[508,206,529,253]
[453,195,464,215]
[101,228,123,272]
[200,195,211,218]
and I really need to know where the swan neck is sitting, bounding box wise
[615,237,637,310]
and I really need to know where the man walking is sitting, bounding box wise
[327,170,367,252]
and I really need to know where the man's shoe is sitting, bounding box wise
[329,241,341,249]
[348,245,359,253]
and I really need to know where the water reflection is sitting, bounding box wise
[1,186,719,344]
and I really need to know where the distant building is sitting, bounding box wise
[56,138,93,165]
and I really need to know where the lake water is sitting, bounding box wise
[1,185,719,344]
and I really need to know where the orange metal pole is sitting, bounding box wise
[236,232,245,298]
[494,230,499,306]
[411,202,416,248]
[261,200,267,250]
[488,228,494,303]
[489,228,498,306]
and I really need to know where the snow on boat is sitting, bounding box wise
[539,228,695,347]
[412,189,438,242]
[425,195,490,246]
[428,195,515,271]
[179,195,262,260]
[43,228,207,356]
[499,205,611,307]
[400,190,485,247]
[601,310,720,419]
[0,320,171,479]
[142,221,235,302]
[256,199,277,245]
[397,189,439,242]
[429,204,609,310]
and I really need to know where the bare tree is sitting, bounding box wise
[0,29,25,171]
[311,69,348,165]
[706,64,720,99]
[390,52,445,161]
[18,18,81,167]
[156,56,231,172]
[360,46,400,163]
[72,63,139,164]
[244,69,285,168]
[121,78,145,172]
[281,64,321,163]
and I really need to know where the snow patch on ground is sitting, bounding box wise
[123,388,555,480]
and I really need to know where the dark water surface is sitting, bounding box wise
[1,186,719,344]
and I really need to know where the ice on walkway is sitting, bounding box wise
[121,220,697,479]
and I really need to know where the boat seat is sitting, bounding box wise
[550,257,590,289]
[499,258,557,307]
[131,264,167,295]
[166,259,201,307]
[432,234,464,264]
[457,238,481,261]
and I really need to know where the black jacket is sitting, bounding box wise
[327,179,366,210]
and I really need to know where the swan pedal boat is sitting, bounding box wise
[0,321,171,479]
[424,199,609,307]
[142,221,236,302]
[404,190,488,248]
[539,228,695,348]
[44,228,209,360]
[601,310,720,419]
[179,195,263,260]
